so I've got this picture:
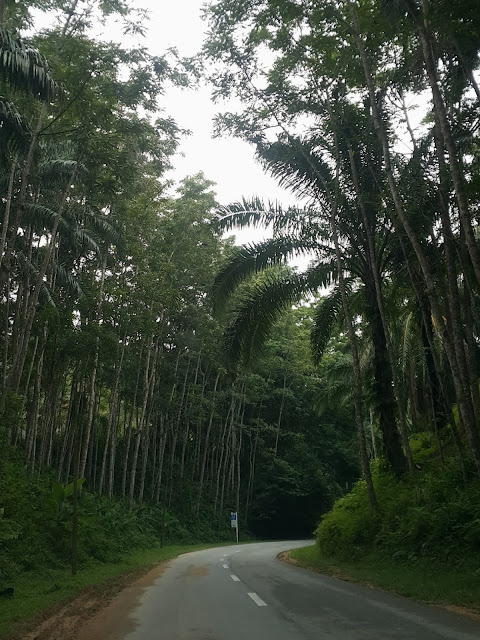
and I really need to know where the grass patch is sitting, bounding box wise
[290,544,480,611]
[0,542,233,639]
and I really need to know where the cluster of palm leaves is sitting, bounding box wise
[206,0,480,504]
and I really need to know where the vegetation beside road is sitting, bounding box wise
[291,443,480,612]
[291,543,480,613]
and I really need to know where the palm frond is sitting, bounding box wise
[83,209,121,245]
[36,158,78,182]
[212,235,318,313]
[38,281,56,308]
[0,98,31,153]
[224,269,307,365]
[0,27,60,101]
[216,197,314,234]
[23,202,60,230]
[70,227,100,254]
[302,259,339,292]
[311,281,353,364]
[256,136,334,204]
[52,262,83,297]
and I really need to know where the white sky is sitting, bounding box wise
[110,0,299,210]
[32,0,429,264]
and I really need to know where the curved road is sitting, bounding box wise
[84,541,480,640]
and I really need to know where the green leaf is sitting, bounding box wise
[52,482,65,504]
[64,478,86,498]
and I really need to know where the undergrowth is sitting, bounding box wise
[315,432,480,570]
[0,447,238,590]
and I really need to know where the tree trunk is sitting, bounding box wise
[79,251,108,479]
[195,370,220,516]
[0,105,47,294]
[128,337,157,505]
[349,1,480,477]
[407,0,480,288]
[347,143,411,473]
[7,168,76,392]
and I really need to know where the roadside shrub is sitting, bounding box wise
[315,439,480,568]
[315,480,381,559]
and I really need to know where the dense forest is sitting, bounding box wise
[1,0,480,602]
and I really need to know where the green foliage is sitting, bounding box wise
[0,448,238,588]
[291,544,480,609]
[315,444,480,567]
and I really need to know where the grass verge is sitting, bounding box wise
[290,544,480,613]
[0,542,234,639]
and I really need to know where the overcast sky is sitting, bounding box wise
[104,0,299,209]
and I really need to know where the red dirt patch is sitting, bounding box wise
[9,561,169,640]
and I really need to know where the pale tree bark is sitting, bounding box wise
[79,250,108,480]
[406,0,480,288]
[25,326,48,470]
[0,153,19,276]
[195,370,220,516]
[180,351,201,480]
[244,378,269,526]
[153,414,167,503]
[272,374,286,463]
[98,337,125,496]
[0,105,47,294]
[167,360,189,507]
[214,386,235,518]
[120,342,143,497]
[433,120,479,425]
[128,337,158,505]
[7,168,76,392]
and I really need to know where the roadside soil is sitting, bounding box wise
[9,561,169,640]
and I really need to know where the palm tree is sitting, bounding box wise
[213,127,414,481]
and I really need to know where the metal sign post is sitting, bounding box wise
[230,511,239,543]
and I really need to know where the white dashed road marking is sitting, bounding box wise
[230,574,241,582]
[223,564,229,569]
[248,592,267,607]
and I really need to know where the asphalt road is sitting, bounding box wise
[110,541,480,640]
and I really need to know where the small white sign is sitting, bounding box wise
[230,511,237,528]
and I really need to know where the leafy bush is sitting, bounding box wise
[0,448,238,587]
[315,440,480,568]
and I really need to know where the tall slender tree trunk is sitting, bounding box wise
[0,153,19,277]
[349,1,480,477]
[128,337,157,505]
[7,169,76,392]
[121,343,143,497]
[272,374,286,463]
[0,106,47,294]
[407,0,480,288]
[347,144,412,473]
[167,361,189,507]
[196,371,220,516]
[153,415,167,503]
[79,251,108,479]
